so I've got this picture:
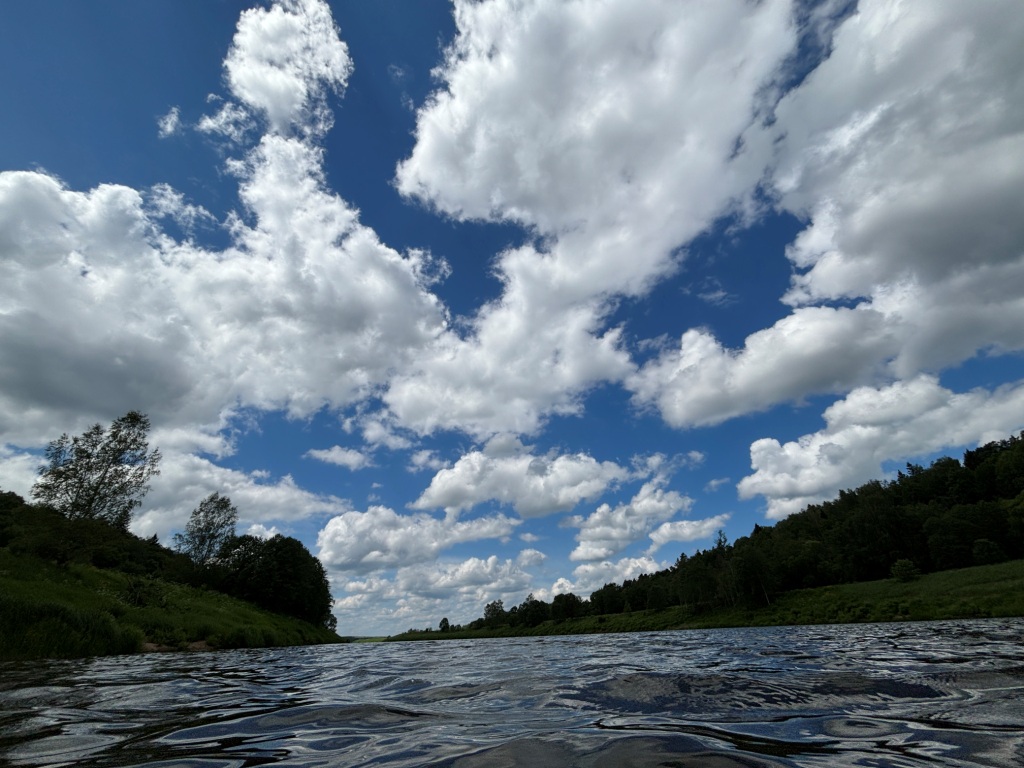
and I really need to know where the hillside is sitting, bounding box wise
[0,492,342,661]
[389,558,1024,641]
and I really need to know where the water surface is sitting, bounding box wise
[2,618,1022,767]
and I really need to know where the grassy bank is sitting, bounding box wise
[0,548,342,661]
[388,559,1024,641]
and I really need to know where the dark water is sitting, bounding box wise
[2,619,1023,767]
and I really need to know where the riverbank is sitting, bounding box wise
[388,559,1024,641]
[0,548,343,661]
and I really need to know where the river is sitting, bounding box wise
[1,618,1022,767]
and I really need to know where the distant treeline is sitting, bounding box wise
[449,434,1024,633]
[0,490,335,631]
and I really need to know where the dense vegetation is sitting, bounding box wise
[410,434,1024,637]
[1,412,339,660]
[0,491,341,660]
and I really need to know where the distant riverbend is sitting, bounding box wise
[2,618,1022,767]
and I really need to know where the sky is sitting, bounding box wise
[1,0,1023,636]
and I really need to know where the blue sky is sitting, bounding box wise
[2,0,1022,636]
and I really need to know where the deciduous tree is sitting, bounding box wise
[173,493,238,566]
[31,411,161,531]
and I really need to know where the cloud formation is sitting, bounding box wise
[739,375,1024,518]
[411,436,629,517]
[568,479,694,561]
[386,0,797,438]
[630,0,1024,428]
[317,505,519,574]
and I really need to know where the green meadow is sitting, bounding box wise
[0,547,341,662]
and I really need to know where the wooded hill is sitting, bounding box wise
[0,491,341,660]
[449,434,1024,633]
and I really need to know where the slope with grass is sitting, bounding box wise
[0,548,342,661]
[0,491,342,661]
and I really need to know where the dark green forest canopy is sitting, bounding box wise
[454,434,1024,632]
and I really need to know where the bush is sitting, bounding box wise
[0,594,142,659]
[972,539,1007,565]
[890,559,921,582]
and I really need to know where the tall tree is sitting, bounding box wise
[32,411,161,531]
[174,493,238,565]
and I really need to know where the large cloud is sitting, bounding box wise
[411,436,629,517]
[317,505,519,574]
[738,375,1024,518]
[630,0,1024,427]
[568,479,697,561]
[334,555,537,634]
[0,1,446,519]
[387,0,797,438]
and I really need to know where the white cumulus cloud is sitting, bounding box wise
[738,375,1024,519]
[316,505,519,574]
[305,445,371,471]
[411,436,629,517]
[568,479,694,561]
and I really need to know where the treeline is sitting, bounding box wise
[2,411,335,631]
[459,434,1024,631]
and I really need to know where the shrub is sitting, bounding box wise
[890,559,921,582]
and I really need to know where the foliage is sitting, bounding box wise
[890,559,921,582]
[216,534,337,631]
[174,492,238,565]
[31,411,161,531]
[0,489,341,660]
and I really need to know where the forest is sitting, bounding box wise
[442,433,1024,633]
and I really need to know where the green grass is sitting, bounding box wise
[0,549,342,661]
[388,559,1024,642]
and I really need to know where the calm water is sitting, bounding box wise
[2,619,1023,767]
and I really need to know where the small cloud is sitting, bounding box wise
[197,101,254,144]
[361,417,413,450]
[647,513,731,554]
[517,548,546,567]
[387,63,407,83]
[697,288,736,306]
[704,477,731,493]
[305,445,372,471]
[147,184,216,234]
[247,523,280,539]
[157,107,182,138]
[408,449,447,473]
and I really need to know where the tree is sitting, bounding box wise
[551,592,585,622]
[173,493,238,566]
[217,534,337,631]
[516,593,550,627]
[32,411,161,530]
[483,599,506,627]
[439,617,450,632]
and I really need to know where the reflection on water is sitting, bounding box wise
[1,619,1022,767]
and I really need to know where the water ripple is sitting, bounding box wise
[2,619,1023,767]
